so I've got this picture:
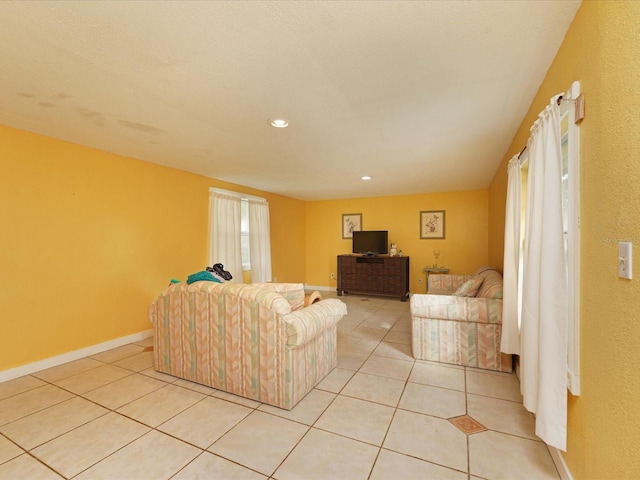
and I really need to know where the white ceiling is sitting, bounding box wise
[0,0,581,201]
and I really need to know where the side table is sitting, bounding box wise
[423,267,449,292]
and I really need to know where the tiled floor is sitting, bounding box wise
[0,293,560,479]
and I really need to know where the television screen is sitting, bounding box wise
[352,230,388,255]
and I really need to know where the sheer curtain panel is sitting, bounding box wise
[209,191,243,283]
[248,199,272,283]
[520,95,568,451]
[501,155,522,355]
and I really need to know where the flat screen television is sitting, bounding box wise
[352,230,388,256]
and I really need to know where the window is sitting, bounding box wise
[560,81,581,396]
[241,199,250,270]
[504,81,581,396]
[209,187,272,283]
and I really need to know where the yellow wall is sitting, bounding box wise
[0,124,305,371]
[488,2,640,477]
[306,190,489,293]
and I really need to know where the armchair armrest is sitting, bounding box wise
[284,299,347,346]
[251,282,306,310]
[410,294,502,325]
[428,274,472,293]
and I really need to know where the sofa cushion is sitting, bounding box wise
[475,269,503,299]
[454,275,484,297]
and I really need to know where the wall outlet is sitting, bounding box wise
[273,276,278,283]
[418,278,423,283]
[330,273,336,280]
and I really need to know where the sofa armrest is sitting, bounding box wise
[428,274,472,293]
[410,293,502,324]
[284,299,347,346]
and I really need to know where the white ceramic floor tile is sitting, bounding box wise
[341,372,405,407]
[351,325,389,341]
[89,344,145,363]
[53,364,132,395]
[112,351,154,372]
[139,367,178,383]
[384,409,468,472]
[336,351,369,371]
[0,434,23,465]
[0,384,74,426]
[389,317,412,333]
[314,367,355,393]
[399,382,466,419]
[409,361,466,391]
[173,378,218,395]
[371,341,413,361]
[211,390,262,409]
[0,396,108,450]
[31,357,103,383]
[466,370,523,402]
[274,428,379,480]
[258,389,335,425]
[359,355,413,381]
[0,454,64,480]
[117,384,206,427]
[0,306,553,480]
[469,430,560,479]
[31,412,149,478]
[159,396,252,449]
[370,448,467,480]
[134,336,154,347]
[338,335,380,355]
[83,372,166,409]
[337,316,364,335]
[360,315,397,330]
[0,375,46,401]
[75,430,200,480]
[467,393,537,440]
[173,452,267,480]
[209,411,308,476]
[382,330,411,345]
[315,395,394,446]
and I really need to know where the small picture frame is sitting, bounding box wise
[420,210,445,239]
[342,213,362,239]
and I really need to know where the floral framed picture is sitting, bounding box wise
[420,210,445,239]
[342,213,362,239]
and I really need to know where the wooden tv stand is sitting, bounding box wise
[337,254,410,301]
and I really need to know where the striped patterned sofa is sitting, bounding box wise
[148,282,347,409]
[410,267,512,372]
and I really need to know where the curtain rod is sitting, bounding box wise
[556,95,576,105]
[517,95,576,158]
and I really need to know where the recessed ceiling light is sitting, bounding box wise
[361,176,371,181]
[270,118,289,128]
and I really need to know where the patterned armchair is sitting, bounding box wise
[410,267,512,372]
[148,282,347,409]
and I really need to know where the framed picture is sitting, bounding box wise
[342,213,362,239]
[420,210,446,239]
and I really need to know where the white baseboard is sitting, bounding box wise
[304,284,335,292]
[549,446,573,480]
[0,329,153,383]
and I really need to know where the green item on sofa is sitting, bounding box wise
[170,278,181,284]
[187,270,222,285]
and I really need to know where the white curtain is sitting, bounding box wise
[209,191,243,283]
[520,95,568,451]
[501,155,522,354]
[248,199,272,282]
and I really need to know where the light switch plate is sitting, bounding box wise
[619,242,632,279]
